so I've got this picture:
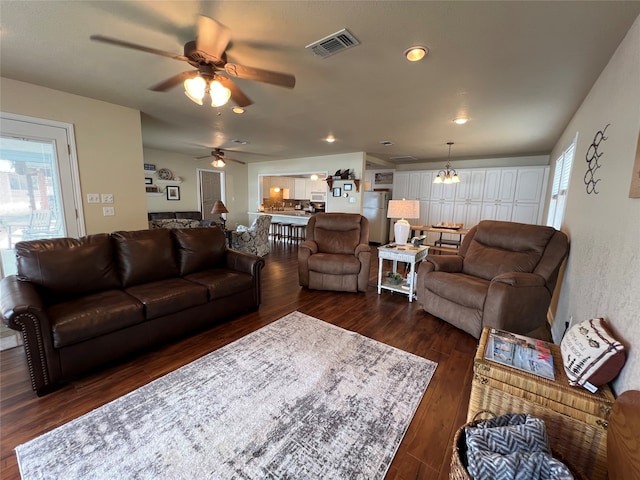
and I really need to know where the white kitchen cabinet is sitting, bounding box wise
[483,168,517,203]
[393,172,411,200]
[419,172,434,200]
[453,202,483,229]
[294,178,306,199]
[431,179,457,202]
[455,169,486,202]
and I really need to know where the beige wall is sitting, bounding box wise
[142,147,248,228]
[247,152,367,224]
[550,15,640,394]
[0,78,148,233]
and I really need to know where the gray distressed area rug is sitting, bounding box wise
[16,311,437,480]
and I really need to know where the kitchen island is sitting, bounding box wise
[248,211,314,225]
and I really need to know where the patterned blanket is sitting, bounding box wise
[465,414,574,480]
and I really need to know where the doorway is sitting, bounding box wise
[198,169,225,224]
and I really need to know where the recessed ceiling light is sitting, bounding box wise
[232,107,245,114]
[453,117,469,125]
[325,135,336,143]
[232,139,249,145]
[379,140,394,146]
[404,46,428,62]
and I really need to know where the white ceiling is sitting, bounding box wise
[1,1,639,167]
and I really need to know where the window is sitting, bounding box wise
[547,134,577,229]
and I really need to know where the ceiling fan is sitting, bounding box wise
[90,16,295,107]
[197,148,246,167]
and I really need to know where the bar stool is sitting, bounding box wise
[270,221,282,241]
[292,224,306,244]
[280,223,293,243]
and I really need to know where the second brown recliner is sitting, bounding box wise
[416,220,569,340]
[298,213,371,292]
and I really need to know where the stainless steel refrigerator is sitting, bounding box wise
[363,191,390,244]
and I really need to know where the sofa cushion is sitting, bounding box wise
[308,253,361,275]
[463,221,555,281]
[125,277,208,320]
[172,227,227,276]
[185,269,254,300]
[149,219,201,229]
[313,214,362,254]
[48,290,144,348]
[16,234,120,298]
[112,229,179,288]
[425,272,490,310]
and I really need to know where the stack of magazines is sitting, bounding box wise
[484,328,555,380]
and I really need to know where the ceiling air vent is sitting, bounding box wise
[390,156,418,162]
[305,28,360,59]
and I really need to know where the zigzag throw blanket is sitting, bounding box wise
[465,414,574,480]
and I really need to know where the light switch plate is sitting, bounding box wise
[103,206,115,216]
[87,193,100,204]
[101,193,114,204]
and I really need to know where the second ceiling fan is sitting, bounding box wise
[90,15,295,107]
[197,148,246,167]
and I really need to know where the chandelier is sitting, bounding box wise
[433,142,460,184]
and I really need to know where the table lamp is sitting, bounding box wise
[211,200,229,230]
[387,199,419,245]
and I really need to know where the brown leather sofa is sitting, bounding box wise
[298,213,371,293]
[0,227,264,395]
[416,220,569,340]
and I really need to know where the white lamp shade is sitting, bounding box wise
[209,80,231,107]
[387,199,420,220]
[184,76,206,105]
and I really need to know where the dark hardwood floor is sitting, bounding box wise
[0,240,478,480]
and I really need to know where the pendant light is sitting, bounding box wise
[433,142,460,184]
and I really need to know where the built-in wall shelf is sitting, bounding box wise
[146,192,164,197]
[326,178,360,192]
[144,170,157,175]
[156,179,182,185]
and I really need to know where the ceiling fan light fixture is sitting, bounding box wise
[232,106,245,114]
[404,46,428,62]
[209,79,231,107]
[184,76,206,104]
[211,158,226,168]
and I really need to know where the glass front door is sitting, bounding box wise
[0,116,82,277]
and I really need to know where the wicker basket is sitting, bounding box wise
[468,328,614,480]
[450,411,586,480]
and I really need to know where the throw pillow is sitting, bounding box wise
[560,318,626,391]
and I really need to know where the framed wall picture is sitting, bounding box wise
[332,187,342,197]
[344,183,353,191]
[166,185,180,201]
[144,177,153,185]
[375,172,393,184]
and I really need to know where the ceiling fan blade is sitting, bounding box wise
[196,154,212,159]
[90,35,188,62]
[224,63,296,89]
[216,76,253,107]
[228,158,247,165]
[196,16,231,62]
[150,71,198,91]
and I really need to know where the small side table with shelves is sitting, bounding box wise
[377,244,429,302]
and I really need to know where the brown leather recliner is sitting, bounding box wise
[298,213,371,292]
[416,220,569,340]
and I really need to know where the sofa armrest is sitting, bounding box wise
[1,275,46,330]
[425,254,464,272]
[1,275,57,394]
[491,272,546,288]
[299,240,318,255]
[484,273,552,339]
[225,249,265,276]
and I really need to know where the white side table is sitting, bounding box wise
[377,244,429,302]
